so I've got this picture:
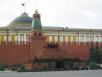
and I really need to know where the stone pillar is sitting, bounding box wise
[15,34,18,44]
[84,34,86,45]
[78,34,80,45]
[99,35,101,45]
[9,34,11,42]
[18,34,20,44]
[24,34,26,44]
[4,35,7,42]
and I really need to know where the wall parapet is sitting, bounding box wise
[0,41,31,46]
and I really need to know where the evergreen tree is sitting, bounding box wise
[94,44,100,63]
[0,64,5,71]
[88,43,102,69]
[88,45,95,62]
[99,54,102,63]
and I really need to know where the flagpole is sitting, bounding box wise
[22,3,26,13]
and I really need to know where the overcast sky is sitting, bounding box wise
[0,0,102,29]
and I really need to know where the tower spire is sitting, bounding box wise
[34,9,39,14]
[32,9,42,30]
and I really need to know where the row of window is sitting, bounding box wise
[0,34,102,43]
[0,34,29,42]
[47,35,102,43]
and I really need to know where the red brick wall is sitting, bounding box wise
[0,40,102,65]
[61,42,102,60]
[40,42,102,61]
[0,43,31,65]
[61,43,90,61]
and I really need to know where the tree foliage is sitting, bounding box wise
[94,45,101,63]
[89,45,95,62]
[88,44,102,69]
[0,64,5,71]
[89,44,101,63]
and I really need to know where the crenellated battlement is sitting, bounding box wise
[0,41,31,46]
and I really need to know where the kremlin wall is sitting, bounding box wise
[0,10,102,70]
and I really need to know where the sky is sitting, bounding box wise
[0,0,102,29]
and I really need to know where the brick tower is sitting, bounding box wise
[30,9,46,60]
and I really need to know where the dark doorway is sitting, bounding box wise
[56,61,64,69]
